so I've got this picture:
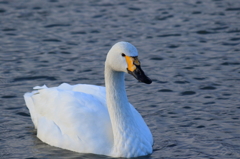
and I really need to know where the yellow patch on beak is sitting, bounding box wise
[125,56,140,72]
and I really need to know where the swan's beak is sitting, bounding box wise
[125,56,152,84]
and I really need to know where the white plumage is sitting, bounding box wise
[24,42,153,158]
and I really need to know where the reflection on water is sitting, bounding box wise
[1,0,240,158]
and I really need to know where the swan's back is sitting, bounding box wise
[24,83,113,155]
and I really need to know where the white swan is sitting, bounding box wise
[24,42,153,158]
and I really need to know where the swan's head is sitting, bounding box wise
[106,41,152,84]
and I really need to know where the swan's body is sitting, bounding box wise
[24,42,153,158]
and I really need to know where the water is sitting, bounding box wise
[1,0,240,158]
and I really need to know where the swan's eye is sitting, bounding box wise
[121,53,126,57]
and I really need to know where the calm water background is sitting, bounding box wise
[1,0,240,158]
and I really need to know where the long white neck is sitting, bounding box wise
[105,64,151,157]
[105,64,136,138]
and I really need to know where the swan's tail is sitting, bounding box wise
[24,85,48,128]
[24,92,38,128]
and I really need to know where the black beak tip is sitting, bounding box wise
[146,79,152,84]
[127,67,152,84]
[141,77,152,84]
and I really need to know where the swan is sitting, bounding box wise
[24,41,153,158]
